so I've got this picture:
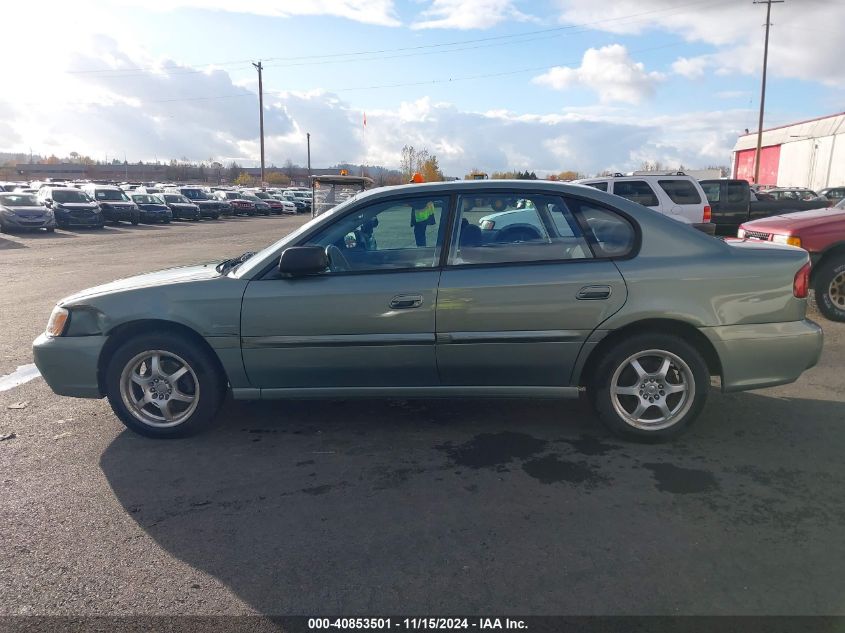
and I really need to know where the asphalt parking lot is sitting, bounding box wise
[1,217,844,616]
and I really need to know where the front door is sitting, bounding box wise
[436,193,629,386]
[240,193,450,390]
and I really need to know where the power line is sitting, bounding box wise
[63,0,729,80]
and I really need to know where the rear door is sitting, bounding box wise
[436,191,629,387]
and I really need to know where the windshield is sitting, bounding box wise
[254,192,270,199]
[0,194,39,207]
[53,190,92,203]
[95,189,129,202]
[164,194,187,203]
[242,194,261,202]
[132,194,163,204]
[234,192,365,279]
[181,189,209,200]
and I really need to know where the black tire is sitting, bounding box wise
[131,217,139,226]
[0,223,7,233]
[104,332,226,438]
[814,256,845,322]
[589,333,709,441]
[46,227,55,233]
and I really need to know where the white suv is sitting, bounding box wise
[574,173,714,234]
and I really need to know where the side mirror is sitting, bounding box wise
[278,246,328,277]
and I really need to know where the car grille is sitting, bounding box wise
[743,230,770,240]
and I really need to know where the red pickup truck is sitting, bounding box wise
[738,199,845,321]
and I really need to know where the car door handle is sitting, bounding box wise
[390,294,423,309]
[577,285,611,300]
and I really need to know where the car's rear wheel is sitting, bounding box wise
[105,333,225,438]
[589,334,708,441]
[814,256,845,322]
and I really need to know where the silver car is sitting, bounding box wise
[33,181,822,440]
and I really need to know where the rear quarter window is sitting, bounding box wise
[568,198,637,258]
[658,180,702,205]
[612,181,659,207]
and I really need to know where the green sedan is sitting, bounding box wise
[32,181,823,440]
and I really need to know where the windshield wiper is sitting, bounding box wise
[215,251,255,274]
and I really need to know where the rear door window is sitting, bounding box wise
[449,193,592,266]
[658,180,701,204]
[726,182,747,203]
[700,182,721,203]
[612,181,659,207]
[582,181,608,192]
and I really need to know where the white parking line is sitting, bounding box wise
[0,364,41,392]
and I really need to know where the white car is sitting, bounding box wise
[574,173,714,234]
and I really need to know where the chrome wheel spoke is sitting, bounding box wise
[168,366,189,382]
[656,399,672,418]
[630,400,649,419]
[150,354,163,379]
[664,382,686,394]
[159,400,175,422]
[615,385,640,396]
[629,359,647,379]
[656,358,672,381]
[170,389,194,403]
[131,372,149,387]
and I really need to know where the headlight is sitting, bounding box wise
[737,228,746,238]
[46,306,70,337]
[772,234,802,247]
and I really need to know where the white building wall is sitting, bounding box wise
[734,112,845,189]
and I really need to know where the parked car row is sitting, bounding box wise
[0,181,313,232]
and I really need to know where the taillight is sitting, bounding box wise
[703,205,711,222]
[793,261,811,298]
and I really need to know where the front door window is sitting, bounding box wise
[305,196,449,272]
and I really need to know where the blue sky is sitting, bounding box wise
[2,0,842,176]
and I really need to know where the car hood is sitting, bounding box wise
[743,207,845,231]
[4,206,47,213]
[170,202,198,208]
[136,203,170,211]
[60,264,223,305]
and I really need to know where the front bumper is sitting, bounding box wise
[32,333,107,398]
[702,319,823,392]
[55,209,102,226]
[101,206,137,222]
[0,214,55,229]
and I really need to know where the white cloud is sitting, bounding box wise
[555,0,845,83]
[117,0,401,26]
[671,56,708,79]
[532,45,664,104]
[412,0,532,30]
[0,33,746,176]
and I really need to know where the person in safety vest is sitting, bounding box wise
[408,172,436,247]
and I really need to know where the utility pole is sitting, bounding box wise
[752,0,783,185]
[253,61,265,189]
[307,132,311,177]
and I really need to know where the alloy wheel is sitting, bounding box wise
[609,349,695,430]
[828,271,845,309]
[119,350,200,427]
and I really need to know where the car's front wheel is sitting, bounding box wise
[814,255,845,322]
[589,334,709,441]
[105,333,225,438]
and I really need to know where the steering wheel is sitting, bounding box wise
[325,244,351,272]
